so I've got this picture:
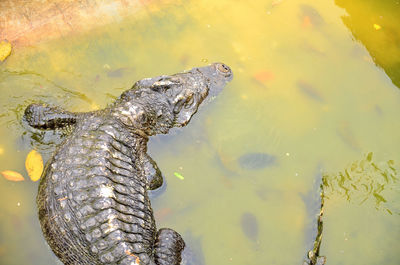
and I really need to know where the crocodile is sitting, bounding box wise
[23,63,233,265]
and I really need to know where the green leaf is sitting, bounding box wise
[174,172,185,180]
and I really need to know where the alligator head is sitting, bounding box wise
[112,62,233,135]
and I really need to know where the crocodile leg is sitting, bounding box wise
[143,154,163,190]
[24,103,78,130]
[154,228,185,265]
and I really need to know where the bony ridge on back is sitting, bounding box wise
[23,63,233,265]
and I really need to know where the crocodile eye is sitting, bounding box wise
[151,79,173,92]
[216,63,231,76]
[185,95,194,109]
[151,77,182,92]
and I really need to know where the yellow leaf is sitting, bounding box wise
[1,170,24,182]
[373,24,381,30]
[0,40,12,62]
[25,150,44,182]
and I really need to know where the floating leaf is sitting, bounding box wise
[25,149,44,182]
[174,172,184,180]
[1,170,24,181]
[0,40,12,62]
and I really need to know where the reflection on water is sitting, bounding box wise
[0,0,400,264]
[335,0,400,89]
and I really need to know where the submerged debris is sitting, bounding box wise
[303,152,399,264]
[303,182,326,265]
[322,152,398,214]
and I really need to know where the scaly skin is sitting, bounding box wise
[24,63,233,265]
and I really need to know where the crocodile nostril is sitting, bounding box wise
[216,63,232,77]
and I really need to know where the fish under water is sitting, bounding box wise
[299,4,325,27]
[240,212,259,242]
[297,80,324,103]
[238,152,276,170]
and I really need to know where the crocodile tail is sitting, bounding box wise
[24,103,77,130]
[154,228,185,265]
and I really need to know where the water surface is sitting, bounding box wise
[0,0,399,264]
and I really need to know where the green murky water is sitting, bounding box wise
[1,0,399,264]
